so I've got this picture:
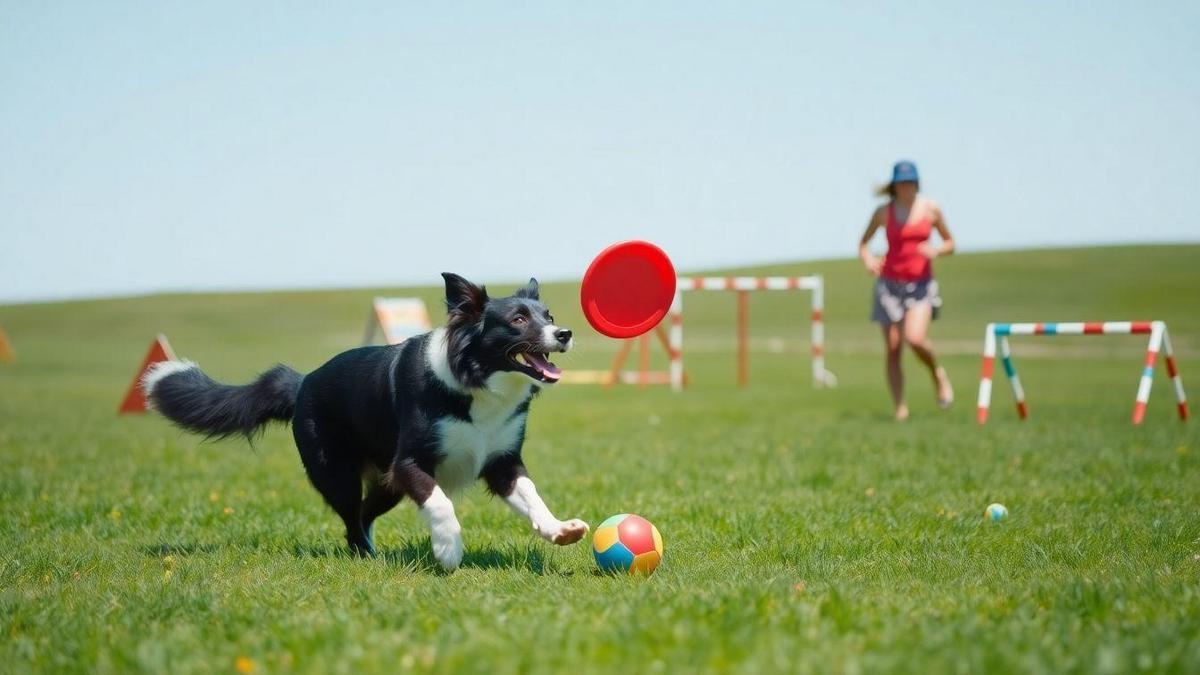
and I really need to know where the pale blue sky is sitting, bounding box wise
[2,2,1197,303]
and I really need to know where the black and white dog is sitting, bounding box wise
[142,273,589,570]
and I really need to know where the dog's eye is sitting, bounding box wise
[511,315,527,325]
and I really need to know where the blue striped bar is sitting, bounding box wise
[993,324,1011,335]
[1041,323,1058,335]
[1143,366,1155,379]
[1001,356,1016,378]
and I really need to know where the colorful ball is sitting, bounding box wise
[985,503,1009,522]
[592,514,663,575]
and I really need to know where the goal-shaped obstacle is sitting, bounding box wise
[668,276,836,392]
[976,321,1189,425]
[557,325,679,387]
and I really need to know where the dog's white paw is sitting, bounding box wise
[420,486,463,571]
[431,520,463,571]
[538,518,589,546]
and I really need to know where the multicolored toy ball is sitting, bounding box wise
[592,514,663,575]
[985,503,1009,522]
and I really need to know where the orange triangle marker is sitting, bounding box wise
[118,334,177,414]
[0,325,14,365]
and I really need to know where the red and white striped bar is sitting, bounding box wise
[669,276,834,392]
[977,320,1188,425]
[993,321,1155,336]
[682,276,823,292]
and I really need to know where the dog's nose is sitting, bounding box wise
[554,328,573,344]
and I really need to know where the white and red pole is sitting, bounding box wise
[998,334,1027,420]
[1133,322,1165,424]
[1161,324,1190,421]
[736,291,749,387]
[977,323,996,424]
[811,276,827,387]
[669,290,684,392]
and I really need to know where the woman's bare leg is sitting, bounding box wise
[903,304,953,406]
[882,321,907,420]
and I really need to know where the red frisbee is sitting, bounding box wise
[580,240,677,339]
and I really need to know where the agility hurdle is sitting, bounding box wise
[976,321,1188,425]
[668,276,836,392]
[558,325,681,388]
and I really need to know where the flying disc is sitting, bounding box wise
[580,240,677,339]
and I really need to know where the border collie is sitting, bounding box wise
[142,273,588,570]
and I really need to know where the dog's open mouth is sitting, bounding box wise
[512,351,562,383]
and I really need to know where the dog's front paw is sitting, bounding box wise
[420,487,463,571]
[540,518,589,546]
[431,521,464,571]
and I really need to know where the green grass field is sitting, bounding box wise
[2,245,1199,674]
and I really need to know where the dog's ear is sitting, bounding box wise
[514,277,540,301]
[442,273,489,318]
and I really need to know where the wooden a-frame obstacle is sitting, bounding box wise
[362,297,432,346]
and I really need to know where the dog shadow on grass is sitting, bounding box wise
[142,538,566,576]
[291,539,566,577]
[141,542,223,557]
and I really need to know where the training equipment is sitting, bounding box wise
[668,276,836,391]
[565,273,836,390]
[985,503,1008,522]
[580,241,677,339]
[118,335,177,414]
[557,325,685,387]
[976,321,1189,425]
[362,297,432,346]
[0,325,14,364]
[592,513,664,575]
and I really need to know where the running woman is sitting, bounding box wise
[858,160,956,421]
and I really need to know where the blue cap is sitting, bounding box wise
[891,160,919,184]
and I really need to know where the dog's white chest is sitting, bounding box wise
[433,372,531,494]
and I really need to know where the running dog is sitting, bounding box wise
[143,273,588,570]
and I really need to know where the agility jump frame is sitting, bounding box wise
[976,321,1189,425]
[668,276,836,392]
[559,325,679,387]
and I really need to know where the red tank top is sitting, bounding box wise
[881,202,933,282]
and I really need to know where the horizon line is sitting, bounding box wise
[3,239,1196,308]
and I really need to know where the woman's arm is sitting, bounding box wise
[920,203,955,259]
[859,206,885,276]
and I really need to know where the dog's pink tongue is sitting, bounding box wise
[523,353,562,381]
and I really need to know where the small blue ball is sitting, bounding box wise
[985,503,1009,522]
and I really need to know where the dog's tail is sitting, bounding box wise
[142,361,303,440]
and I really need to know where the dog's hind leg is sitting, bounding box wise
[320,464,375,556]
[293,417,374,556]
[360,480,403,553]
